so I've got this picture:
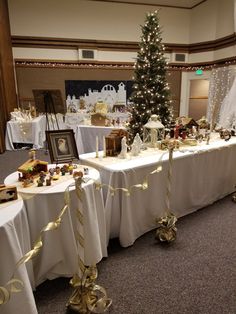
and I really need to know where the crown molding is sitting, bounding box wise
[87,0,207,10]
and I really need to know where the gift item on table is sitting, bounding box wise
[118,136,128,159]
[143,115,164,147]
[105,129,128,156]
[0,184,18,203]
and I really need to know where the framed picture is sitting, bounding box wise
[46,129,79,163]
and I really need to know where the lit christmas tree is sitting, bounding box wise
[128,11,173,141]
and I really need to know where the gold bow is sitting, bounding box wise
[155,213,177,242]
[67,266,112,313]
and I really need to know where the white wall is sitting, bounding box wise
[8,0,190,43]
[189,0,235,43]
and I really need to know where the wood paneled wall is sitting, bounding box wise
[15,66,181,117]
[0,0,17,153]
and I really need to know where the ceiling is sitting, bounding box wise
[91,0,206,9]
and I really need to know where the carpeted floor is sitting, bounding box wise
[1,149,236,314]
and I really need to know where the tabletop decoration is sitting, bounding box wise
[155,142,177,243]
[67,173,112,313]
[0,184,18,203]
[143,114,165,148]
[105,129,128,156]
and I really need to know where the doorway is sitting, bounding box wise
[188,79,209,120]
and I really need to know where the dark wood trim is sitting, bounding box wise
[14,55,236,71]
[11,36,138,51]
[12,33,236,54]
[0,0,17,152]
[87,0,206,9]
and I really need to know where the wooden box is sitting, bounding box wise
[105,129,128,156]
[0,184,18,203]
[91,113,106,126]
[18,159,48,180]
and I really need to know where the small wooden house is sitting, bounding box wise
[105,129,128,156]
[176,117,198,130]
[91,113,107,126]
[0,184,18,203]
[18,159,48,180]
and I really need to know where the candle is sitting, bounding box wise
[95,136,99,158]
[103,136,106,157]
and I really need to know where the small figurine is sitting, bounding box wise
[49,168,55,177]
[61,166,66,176]
[29,149,36,160]
[83,167,89,175]
[37,179,43,187]
[134,133,143,153]
[130,141,139,156]
[118,136,128,159]
[46,176,52,186]
[68,162,74,175]
[55,166,61,175]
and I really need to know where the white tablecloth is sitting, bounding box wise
[79,134,236,247]
[75,125,123,154]
[0,198,37,314]
[5,116,46,150]
[4,166,107,286]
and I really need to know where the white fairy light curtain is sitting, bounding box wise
[207,66,236,129]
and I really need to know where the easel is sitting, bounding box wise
[43,91,60,154]
[43,91,60,131]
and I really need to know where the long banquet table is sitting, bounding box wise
[75,125,124,154]
[79,134,236,247]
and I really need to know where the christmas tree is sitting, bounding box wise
[128,11,173,141]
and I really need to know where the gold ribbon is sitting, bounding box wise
[155,212,177,242]
[95,164,163,197]
[155,144,177,242]
[67,176,112,313]
[67,267,112,314]
[0,183,73,306]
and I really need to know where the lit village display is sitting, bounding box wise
[66,82,130,127]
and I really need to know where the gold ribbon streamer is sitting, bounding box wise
[0,183,74,306]
[155,144,177,242]
[94,163,163,197]
[67,176,112,313]
[68,267,112,314]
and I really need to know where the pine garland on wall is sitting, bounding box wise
[128,11,173,141]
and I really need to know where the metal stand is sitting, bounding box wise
[44,91,59,154]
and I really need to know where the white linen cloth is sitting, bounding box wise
[5,116,46,150]
[79,134,236,247]
[0,198,37,314]
[75,125,124,154]
[4,166,107,286]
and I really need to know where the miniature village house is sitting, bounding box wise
[0,184,18,203]
[91,100,108,126]
[176,116,199,131]
[105,129,128,156]
[18,158,48,180]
